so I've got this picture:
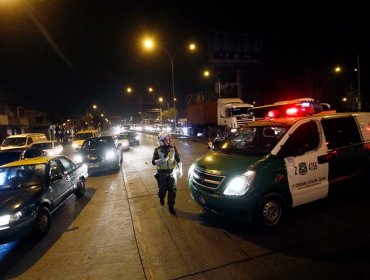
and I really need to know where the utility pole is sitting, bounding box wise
[356,54,361,112]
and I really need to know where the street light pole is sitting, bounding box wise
[161,48,179,133]
[214,74,221,98]
[356,54,361,112]
[142,38,196,134]
[204,70,222,98]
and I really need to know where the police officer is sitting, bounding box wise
[152,131,182,214]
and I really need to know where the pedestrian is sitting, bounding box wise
[152,131,182,215]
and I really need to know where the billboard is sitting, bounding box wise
[209,31,260,64]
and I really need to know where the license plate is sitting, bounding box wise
[89,163,99,168]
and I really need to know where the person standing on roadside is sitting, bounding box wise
[152,131,182,215]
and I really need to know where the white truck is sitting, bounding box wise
[185,98,253,136]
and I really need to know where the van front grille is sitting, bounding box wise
[191,167,225,191]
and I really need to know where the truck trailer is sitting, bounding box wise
[185,98,253,136]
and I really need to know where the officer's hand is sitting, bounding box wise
[155,157,168,165]
[177,162,183,178]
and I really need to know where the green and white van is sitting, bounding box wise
[188,112,370,231]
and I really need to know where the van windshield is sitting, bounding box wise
[2,137,27,147]
[217,125,289,156]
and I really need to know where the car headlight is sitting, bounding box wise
[105,150,116,160]
[74,154,83,163]
[223,170,255,196]
[188,163,195,179]
[0,211,22,227]
[135,135,139,140]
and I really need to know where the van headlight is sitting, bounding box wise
[105,150,116,160]
[224,170,255,196]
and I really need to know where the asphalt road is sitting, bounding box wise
[0,132,369,279]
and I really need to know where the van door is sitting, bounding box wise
[278,120,329,207]
[320,116,364,190]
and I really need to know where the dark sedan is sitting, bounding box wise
[122,131,140,146]
[73,135,122,174]
[0,155,88,244]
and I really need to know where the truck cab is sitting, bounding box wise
[217,98,253,130]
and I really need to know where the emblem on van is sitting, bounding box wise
[298,162,307,175]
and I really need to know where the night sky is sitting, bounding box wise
[0,0,368,119]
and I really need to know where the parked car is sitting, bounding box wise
[0,133,48,151]
[74,135,122,174]
[0,148,48,166]
[116,134,130,151]
[31,140,64,156]
[188,112,370,232]
[0,155,88,244]
[122,131,140,146]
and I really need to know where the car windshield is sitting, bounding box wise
[74,133,93,140]
[217,125,289,156]
[0,164,47,190]
[2,137,27,147]
[0,151,22,166]
[82,138,112,149]
[32,143,53,149]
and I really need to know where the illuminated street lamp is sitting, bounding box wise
[334,54,361,111]
[126,86,154,118]
[158,97,170,111]
[142,37,196,132]
[203,70,221,98]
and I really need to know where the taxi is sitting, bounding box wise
[71,129,100,151]
[0,156,88,244]
[188,112,370,232]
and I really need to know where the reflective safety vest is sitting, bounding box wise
[156,147,177,170]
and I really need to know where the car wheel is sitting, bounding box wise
[75,180,85,198]
[253,192,286,232]
[112,159,120,173]
[32,206,51,239]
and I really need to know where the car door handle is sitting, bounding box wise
[318,151,337,164]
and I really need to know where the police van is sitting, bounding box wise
[188,112,370,231]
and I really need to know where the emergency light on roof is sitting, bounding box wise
[286,107,299,115]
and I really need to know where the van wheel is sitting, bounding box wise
[253,192,286,232]
[32,206,51,239]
